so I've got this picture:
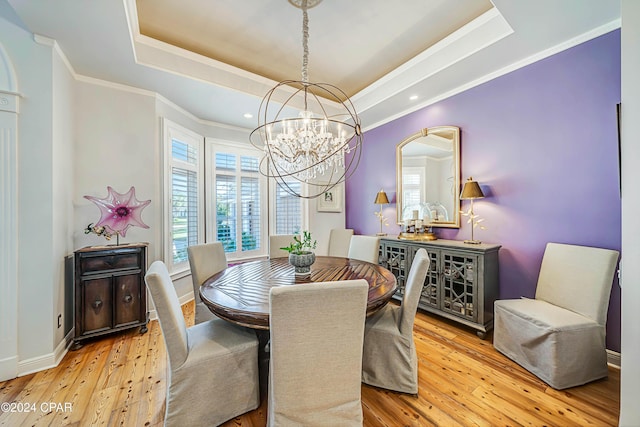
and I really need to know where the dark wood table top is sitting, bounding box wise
[200,256,397,330]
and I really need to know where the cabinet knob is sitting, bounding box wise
[123,295,133,303]
[92,299,102,309]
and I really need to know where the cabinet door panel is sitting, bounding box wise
[441,253,477,321]
[380,243,408,298]
[82,277,113,334]
[114,274,142,327]
[420,250,440,309]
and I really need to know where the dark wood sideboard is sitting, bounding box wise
[379,237,500,338]
[73,243,148,349]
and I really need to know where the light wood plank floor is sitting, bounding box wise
[0,301,620,426]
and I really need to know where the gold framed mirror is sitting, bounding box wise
[396,126,461,228]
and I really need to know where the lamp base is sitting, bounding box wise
[463,239,482,245]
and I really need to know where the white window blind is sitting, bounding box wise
[209,143,266,259]
[171,167,198,264]
[275,182,302,235]
[403,167,425,206]
[164,119,204,274]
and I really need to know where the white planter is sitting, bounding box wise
[288,252,316,275]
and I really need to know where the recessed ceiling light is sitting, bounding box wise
[243,113,253,119]
[409,95,419,101]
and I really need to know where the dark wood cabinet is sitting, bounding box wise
[73,243,148,348]
[379,238,500,338]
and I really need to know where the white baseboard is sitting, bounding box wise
[607,349,621,368]
[0,355,18,382]
[17,330,74,377]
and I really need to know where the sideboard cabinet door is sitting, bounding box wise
[379,240,409,298]
[73,243,148,349]
[81,276,113,334]
[379,238,500,339]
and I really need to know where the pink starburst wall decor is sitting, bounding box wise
[84,186,151,245]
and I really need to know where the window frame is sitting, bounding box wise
[402,166,427,207]
[163,118,205,276]
[206,138,268,262]
[268,177,309,236]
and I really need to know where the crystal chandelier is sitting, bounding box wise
[250,0,363,199]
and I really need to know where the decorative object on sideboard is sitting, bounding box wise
[84,186,150,245]
[280,231,318,275]
[373,189,390,236]
[249,0,362,199]
[398,204,437,241]
[460,177,486,244]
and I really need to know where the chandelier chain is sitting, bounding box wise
[301,0,309,83]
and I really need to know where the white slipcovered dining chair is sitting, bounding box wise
[187,242,227,324]
[348,235,381,264]
[361,248,431,394]
[268,279,369,426]
[327,228,354,257]
[145,261,260,426]
[269,234,297,258]
[493,242,619,389]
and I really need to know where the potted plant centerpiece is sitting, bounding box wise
[281,231,317,275]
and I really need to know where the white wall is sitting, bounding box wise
[620,1,640,424]
[0,12,77,376]
[0,34,19,380]
[51,44,75,347]
[310,183,346,255]
[74,80,157,252]
[74,82,265,303]
[8,29,57,367]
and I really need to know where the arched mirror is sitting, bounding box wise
[396,126,461,228]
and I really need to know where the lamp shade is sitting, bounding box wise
[460,177,485,199]
[374,189,390,204]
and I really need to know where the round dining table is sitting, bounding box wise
[200,256,398,330]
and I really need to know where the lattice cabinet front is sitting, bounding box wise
[379,241,409,298]
[441,252,478,322]
[379,238,500,338]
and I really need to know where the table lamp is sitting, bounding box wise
[374,189,390,236]
[460,177,485,244]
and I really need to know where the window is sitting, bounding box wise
[274,181,303,234]
[164,119,204,273]
[160,130,306,266]
[402,166,426,207]
[207,140,267,260]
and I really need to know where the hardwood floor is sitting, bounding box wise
[0,301,620,426]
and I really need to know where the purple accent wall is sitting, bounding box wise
[346,30,622,351]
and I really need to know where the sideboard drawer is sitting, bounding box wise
[79,251,141,274]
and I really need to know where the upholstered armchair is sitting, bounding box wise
[145,261,260,426]
[187,242,227,324]
[269,234,297,258]
[327,228,354,257]
[493,242,619,389]
[348,235,381,264]
[361,248,431,394]
[268,279,368,426]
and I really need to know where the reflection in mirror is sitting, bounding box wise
[396,126,460,228]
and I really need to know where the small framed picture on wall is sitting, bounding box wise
[317,185,342,212]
